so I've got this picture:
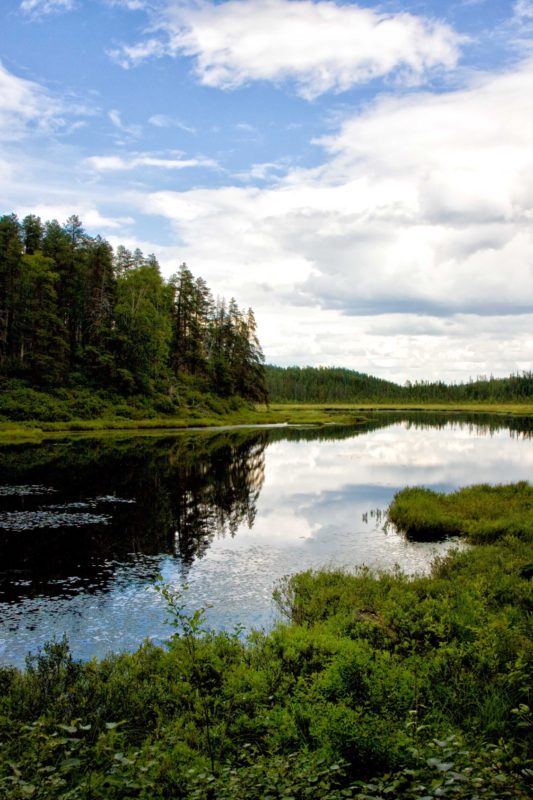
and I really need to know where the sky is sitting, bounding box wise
[1,0,533,384]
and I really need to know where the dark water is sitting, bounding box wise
[1,413,532,667]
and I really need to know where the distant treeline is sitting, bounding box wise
[266,365,533,403]
[0,213,267,402]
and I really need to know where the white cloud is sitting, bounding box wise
[86,153,218,171]
[148,114,196,133]
[107,0,146,9]
[119,59,533,379]
[113,0,464,98]
[514,0,533,18]
[15,203,134,231]
[109,38,168,69]
[20,0,75,16]
[0,159,14,182]
[0,61,64,140]
[236,161,287,181]
[108,109,143,138]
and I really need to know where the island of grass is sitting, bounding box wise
[1,482,531,799]
[389,481,533,543]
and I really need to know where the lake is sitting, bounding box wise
[1,412,532,667]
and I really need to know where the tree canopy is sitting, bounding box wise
[0,212,267,404]
[265,365,533,404]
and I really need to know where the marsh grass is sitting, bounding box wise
[0,399,370,442]
[389,481,533,542]
[4,382,533,443]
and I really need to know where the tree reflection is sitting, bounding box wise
[1,411,531,604]
[0,431,267,601]
[171,436,266,562]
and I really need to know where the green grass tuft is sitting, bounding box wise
[389,481,533,542]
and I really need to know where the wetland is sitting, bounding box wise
[1,411,532,667]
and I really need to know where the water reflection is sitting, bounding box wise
[0,431,269,603]
[1,413,532,666]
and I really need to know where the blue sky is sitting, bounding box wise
[1,0,533,382]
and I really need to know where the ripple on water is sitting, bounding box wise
[0,511,112,531]
[0,485,57,497]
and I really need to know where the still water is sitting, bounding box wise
[1,413,532,667]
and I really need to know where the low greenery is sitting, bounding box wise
[0,390,376,442]
[4,395,533,444]
[389,481,533,543]
[0,380,246,424]
[1,484,531,798]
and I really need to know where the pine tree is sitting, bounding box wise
[0,214,23,369]
[21,215,44,255]
[113,258,172,392]
[16,252,68,383]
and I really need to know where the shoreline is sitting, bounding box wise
[1,400,533,443]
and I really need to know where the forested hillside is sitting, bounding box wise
[3,210,532,423]
[266,365,533,404]
[0,213,267,405]
[266,365,403,402]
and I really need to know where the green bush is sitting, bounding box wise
[0,387,72,421]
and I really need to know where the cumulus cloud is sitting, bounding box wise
[112,0,464,98]
[123,58,533,380]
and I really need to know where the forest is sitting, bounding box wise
[3,211,533,423]
[266,365,533,404]
[0,213,267,404]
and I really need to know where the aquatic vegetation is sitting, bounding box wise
[389,481,533,542]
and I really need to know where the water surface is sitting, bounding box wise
[1,413,531,667]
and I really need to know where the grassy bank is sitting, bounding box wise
[1,484,531,799]
[3,389,533,443]
[270,400,533,416]
[0,388,375,443]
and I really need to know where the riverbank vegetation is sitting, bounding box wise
[0,400,533,444]
[1,484,531,799]
[0,397,373,444]
[389,482,533,543]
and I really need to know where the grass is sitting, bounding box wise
[388,481,533,542]
[3,396,533,444]
[269,400,533,416]
[0,400,371,443]
[0,483,531,798]
[2,374,533,444]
